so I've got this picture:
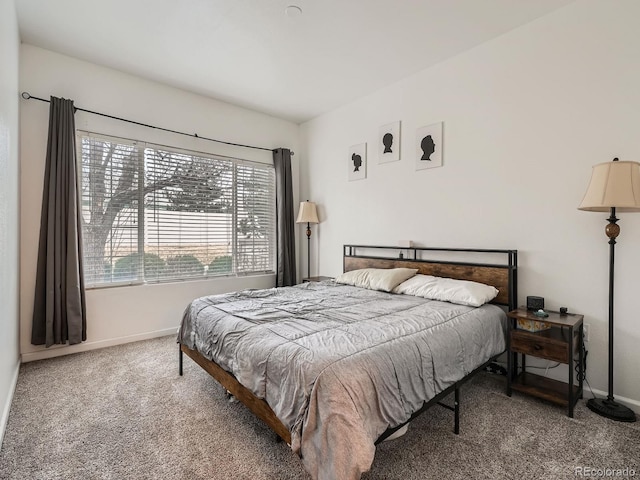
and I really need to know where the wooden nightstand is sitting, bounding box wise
[506,308,584,417]
[302,276,333,283]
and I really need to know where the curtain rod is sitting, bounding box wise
[20,92,291,155]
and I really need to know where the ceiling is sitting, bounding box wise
[16,0,574,124]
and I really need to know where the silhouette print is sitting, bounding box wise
[420,135,435,161]
[382,133,393,153]
[352,153,362,172]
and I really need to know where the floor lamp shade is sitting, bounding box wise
[578,158,640,423]
[296,201,319,279]
[579,160,640,212]
[296,201,319,224]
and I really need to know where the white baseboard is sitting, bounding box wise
[21,327,178,363]
[588,387,640,414]
[0,361,20,448]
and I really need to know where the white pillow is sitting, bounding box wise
[392,274,499,307]
[334,268,418,292]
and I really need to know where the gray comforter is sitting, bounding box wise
[179,281,507,480]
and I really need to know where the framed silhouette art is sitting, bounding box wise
[348,143,367,181]
[378,121,400,164]
[416,122,443,170]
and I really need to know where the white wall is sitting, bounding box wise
[300,0,640,408]
[0,0,21,445]
[20,45,300,362]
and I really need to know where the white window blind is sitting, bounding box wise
[79,131,276,287]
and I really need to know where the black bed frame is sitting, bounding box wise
[179,245,518,444]
[343,245,518,442]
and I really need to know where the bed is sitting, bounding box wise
[178,245,517,480]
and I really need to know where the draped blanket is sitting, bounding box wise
[179,281,506,480]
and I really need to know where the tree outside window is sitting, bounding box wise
[79,132,275,287]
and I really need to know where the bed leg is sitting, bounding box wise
[179,345,183,376]
[454,386,460,435]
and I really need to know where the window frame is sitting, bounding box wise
[77,130,276,289]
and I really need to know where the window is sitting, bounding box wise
[79,131,276,287]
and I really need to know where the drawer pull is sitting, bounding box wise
[534,344,542,350]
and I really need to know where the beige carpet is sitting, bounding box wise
[0,335,638,479]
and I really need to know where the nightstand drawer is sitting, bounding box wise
[510,331,568,363]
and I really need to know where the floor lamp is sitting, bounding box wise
[578,157,640,423]
[296,201,319,279]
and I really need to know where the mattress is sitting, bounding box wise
[178,280,507,480]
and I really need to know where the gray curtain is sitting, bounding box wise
[273,148,296,287]
[32,96,87,347]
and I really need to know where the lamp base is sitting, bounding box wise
[587,397,636,422]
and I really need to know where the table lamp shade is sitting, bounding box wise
[578,160,640,212]
[296,201,319,224]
